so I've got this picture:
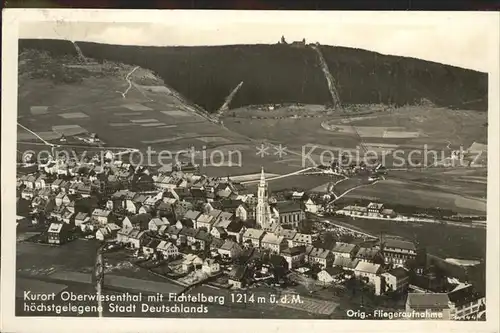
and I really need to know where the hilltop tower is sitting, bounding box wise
[256,167,272,229]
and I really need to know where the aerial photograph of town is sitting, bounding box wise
[14,20,488,321]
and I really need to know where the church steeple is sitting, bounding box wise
[260,167,266,186]
[256,166,271,229]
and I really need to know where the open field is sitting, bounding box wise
[328,215,486,261]
[338,178,486,214]
[389,168,487,198]
[245,174,336,192]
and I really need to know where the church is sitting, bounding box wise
[255,168,281,232]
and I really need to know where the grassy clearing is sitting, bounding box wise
[342,179,486,214]
[331,215,486,260]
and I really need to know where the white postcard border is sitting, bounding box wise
[2,9,499,333]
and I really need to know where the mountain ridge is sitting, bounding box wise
[18,38,488,112]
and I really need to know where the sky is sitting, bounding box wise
[17,11,499,72]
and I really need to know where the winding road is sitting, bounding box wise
[117,66,140,99]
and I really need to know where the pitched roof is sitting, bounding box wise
[195,229,213,242]
[261,233,285,245]
[145,238,161,249]
[447,285,483,306]
[48,222,63,233]
[218,211,234,221]
[308,247,332,259]
[157,240,175,251]
[243,228,265,240]
[149,217,169,227]
[127,213,152,226]
[406,293,451,310]
[180,227,198,237]
[226,219,245,233]
[367,202,384,210]
[208,209,222,219]
[323,266,343,277]
[333,257,360,269]
[281,246,306,256]
[184,210,201,220]
[355,247,380,260]
[385,267,408,279]
[292,233,314,244]
[92,208,111,217]
[210,238,225,249]
[275,201,303,213]
[277,229,297,240]
[354,261,381,274]
[220,239,239,251]
[74,212,89,221]
[196,214,214,224]
[332,242,357,254]
[384,238,416,251]
[166,225,181,235]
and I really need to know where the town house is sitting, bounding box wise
[37,187,52,201]
[21,188,35,200]
[355,247,384,264]
[281,246,306,270]
[164,225,181,242]
[228,265,248,289]
[180,228,199,247]
[225,219,246,243]
[276,229,298,248]
[196,213,215,231]
[354,261,383,295]
[77,183,92,198]
[194,229,213,250]
[213,211,234,229]
[260,233,287,254]
[332,242,359,259]
[242,228,266,248]
[55,192,68,207]
[306,247,334,268]
[218,239,243,259]
[367,202,384,216]
[157,199,176,217]
[96,223,120,241]
[51,179,64,191]
[376,238,417,267]
[382,267,409,293]
[304,198,321,214]
[34,175,47,189]
[127,230,146,249]
[210,226,228,240]
[23,175,37,189]
[91,208,112,225]
[317,266,344,285]
[122,213,152,231]
[47,222,71,245]
[74,212,90,228]
[148,217,170,232]
[142,238,161,257]
[184,210,202,225]
[290,232,316,247]
[202,259,221,276]
[117,227,134,244]
[405,293,452,320]
[447,284,486,320]
[156,241,179,259]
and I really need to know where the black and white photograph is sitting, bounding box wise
[1,9,499,333]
